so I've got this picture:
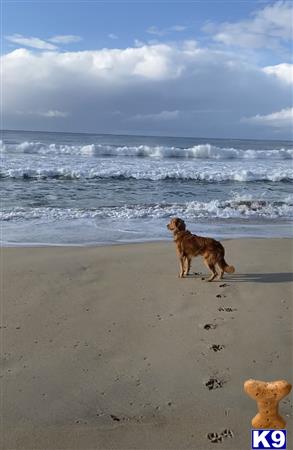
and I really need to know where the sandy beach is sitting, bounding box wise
[1,239,293,449]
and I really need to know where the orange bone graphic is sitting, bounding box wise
[244,379,292,429]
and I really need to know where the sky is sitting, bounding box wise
[2,0,293,139]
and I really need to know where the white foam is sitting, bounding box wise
[1,165,292,182]
[1,140,292,160]
[2,198,292,222]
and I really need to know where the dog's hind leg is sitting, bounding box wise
[217,269,224,280]
[204,259,218,282]
[217,261,225,280]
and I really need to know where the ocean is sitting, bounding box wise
[1,129,292,246]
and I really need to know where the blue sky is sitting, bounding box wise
[2,0,293,138]
[3,0,290,64]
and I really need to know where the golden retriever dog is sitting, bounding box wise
[167,217,235,281]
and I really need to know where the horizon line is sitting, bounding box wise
[2,128,293,143]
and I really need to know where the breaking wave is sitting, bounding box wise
[2,198,292,222]
[0,166,292,182]
[1,140,293,160]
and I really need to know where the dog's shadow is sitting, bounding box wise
[227,272,293,284]
[186,272,293,284]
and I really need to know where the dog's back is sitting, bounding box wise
[179,231,223,257]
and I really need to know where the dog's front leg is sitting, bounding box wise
[178,256,185,278]
[186,256,191,275]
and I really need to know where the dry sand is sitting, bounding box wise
[1,239,293,449]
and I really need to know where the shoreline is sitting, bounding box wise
[1,235,293,248]
[2,238,293,449]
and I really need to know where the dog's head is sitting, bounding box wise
[167,217,186,232]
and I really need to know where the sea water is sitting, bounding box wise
[1,129,292,245]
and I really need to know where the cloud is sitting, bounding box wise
[49,35,82,44]
[5,34,57,50]
[130,108,228,121]
[263,63,293,84]
[134,39,145,47]
[146,25,187,36]
[108,33,118,40]
[16,109,69,118]
[146,26,166,37]
[2,42,292,138]
[6,34,82,50]
[203,1,293,49]
[130,110,180,121]
[170,25,187,32]
[41,110,69,118]
[242,107,293,128]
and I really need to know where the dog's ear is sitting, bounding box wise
[175,218,186,231]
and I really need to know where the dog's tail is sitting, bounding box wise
[225,264,235,273]
[220,257,235,273]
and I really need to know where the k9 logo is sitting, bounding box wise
[251,430,287,449]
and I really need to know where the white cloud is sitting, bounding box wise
[16,110,69,118]
[108,33,118,40]
[170,25,187,32]
[242,107,293,128]
[263,63,293,84]
[146,26,165,37]
[146,25,187,36]
[49,35,82,44]
[5,34,57,50]
[2,45,184,85]
[130,110,180,121]
[2,42,291,138]
[134,39,144,47]
[203,1,293,49]
[130,108,228,121]
[39,110,69,118]
[146,26,166,37]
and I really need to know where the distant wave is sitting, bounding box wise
[1,140,293,160]
[0,166,292,182]
[2,198,292,222]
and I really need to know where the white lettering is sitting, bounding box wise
[253,430,270,448]
[272,431,286,448]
